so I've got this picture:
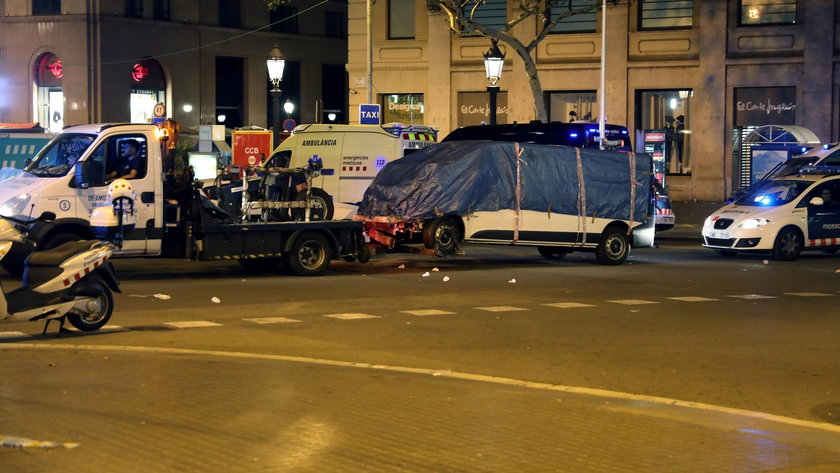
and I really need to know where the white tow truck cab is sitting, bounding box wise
[270,123,437,219]
[702,169,840,261]
[0,123,368,275]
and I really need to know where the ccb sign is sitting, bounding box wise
[232,130,273,166]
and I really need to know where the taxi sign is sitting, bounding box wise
[360,104,380,125]
[232,130,272,167]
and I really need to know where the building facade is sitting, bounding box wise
[347,0,839,201]
[0,0,348,135]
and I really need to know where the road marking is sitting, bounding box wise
[727,294,777,300]
[0,331,30,340]
[11,343,840,436]
[244,317,302,324]
[400,309,456,316]
[607,299,659,305]
[322,313,381,320]
[784,292,833,297]
[667,297,719,302]
[542,302,595,309]
[164,321,222,328]
[474,306,528,312]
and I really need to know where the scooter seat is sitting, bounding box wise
[25,240,98,267]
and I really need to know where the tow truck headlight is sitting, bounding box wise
[0,193,32,217]
[738,218,770,230]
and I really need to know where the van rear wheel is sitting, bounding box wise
[596,226,630,265]
[422,217,459,256]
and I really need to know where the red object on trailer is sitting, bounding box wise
[232,130,273,167]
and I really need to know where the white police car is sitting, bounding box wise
[702,171,840,260]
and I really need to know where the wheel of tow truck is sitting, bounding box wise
[237,257,282,272]
[357,243,372,263]
[422,217,459,256]
[292,188,334,221]
[42,232,82,250]
[67,280,113,332]
[596,226,630,265]
[772,227,802,261]
[284,231,332,276]
[538,246,570,260]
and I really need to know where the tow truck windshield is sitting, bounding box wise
[24,133,96,177]
[735,180,811,207]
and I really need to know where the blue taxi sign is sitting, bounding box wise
[360,104,381,125]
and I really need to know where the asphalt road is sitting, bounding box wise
[4,236,840,422]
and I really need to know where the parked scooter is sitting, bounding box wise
[0,213,120,334]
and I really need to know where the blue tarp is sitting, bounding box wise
[358,140,652,222]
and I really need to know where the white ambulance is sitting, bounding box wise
[269,123,437,219]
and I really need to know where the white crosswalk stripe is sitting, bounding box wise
[244,317,302,324]
[0,331,30,340]
[401,309,456,316]
[474,306,528,312]
[667,296,719,302]
[726,294,777,300]
[164,321,222,328]
[322,313,381,320]
[783,292,833,297]
[543,302,596,309]
[607,299,659,305]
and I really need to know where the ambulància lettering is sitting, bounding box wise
[301,139,337,146]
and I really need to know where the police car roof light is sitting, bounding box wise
[798,165,840,176]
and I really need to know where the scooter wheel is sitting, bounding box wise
[67,280,113,332]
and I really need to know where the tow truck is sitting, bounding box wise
[0,122,368,276]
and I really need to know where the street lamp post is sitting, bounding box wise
[483,40,505,125]
[266,47,286,148]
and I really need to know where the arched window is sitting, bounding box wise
[34,52,64,133]
[129,58,167,123]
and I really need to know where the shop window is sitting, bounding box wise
[326,11,346,38]
[739,0,796,26]
[322,64,346,123]
[547,91,597,123]
[388,0,415,39]
[126,0,143,17]
[548,0,597,34]
[381,94,424,124]
[33,0,60,15]
[639,0,693,30]
[130,58,166,124]
[636,89,692,177]
[270,6,298,33]
[154,0,171,21]
[34,53,64,133]
[457,91,507,126]
[219,0,241,28]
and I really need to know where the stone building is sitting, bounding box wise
[347,0,837,200]
[0,0,348,133]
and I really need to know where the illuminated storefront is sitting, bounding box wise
[34,53,63,133]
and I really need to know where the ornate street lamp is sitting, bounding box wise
[483,40,505,125]
[266,47,286,147]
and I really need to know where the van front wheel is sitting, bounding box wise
[422,217,459,256]
[596,226,630,265]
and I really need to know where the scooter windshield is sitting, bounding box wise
[24,133,96,178]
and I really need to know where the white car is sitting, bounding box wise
[702,172,840,260]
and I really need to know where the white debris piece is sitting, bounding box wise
[508,278,516,284]
[398,264,406,269]
[422,272,430,277]
[432,267,440,272]
[211,297,221,304]
[153,294,171,300]
[442,276,450,282]
[763,260,769,265]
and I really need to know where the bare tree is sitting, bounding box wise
[435,0,615,122]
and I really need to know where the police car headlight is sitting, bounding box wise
[0,193,32,218]
[739,218,770,230]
